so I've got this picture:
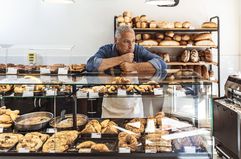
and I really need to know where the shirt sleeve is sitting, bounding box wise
[86,46,108,72]
[138,46,167,71]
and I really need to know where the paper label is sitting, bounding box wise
[46,128,56,133]
[184,146,196,153]
[119,147,131,153]
[58,67,68,75]
[58,76,70,83]
[18,148,30,153]
[78,148,91,153]
[91,133,101,138]
[145,149,157,153]
[46,90,56,96]
[154,88,163,95]
[40,68,50,74]
[22,91,33,97]
[89,92,99,98]
[0,127,3,133]
[7,68,17,74]
[118,89,127,96]
[77,91,88,98]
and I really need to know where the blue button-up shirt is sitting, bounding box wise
[86,44,167,72]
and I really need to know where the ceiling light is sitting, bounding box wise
[42,0,75,4]
[145,0,179,7]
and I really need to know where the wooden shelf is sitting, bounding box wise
[133,28,218,32]
[166,62,218,66]
[142,45,217,49]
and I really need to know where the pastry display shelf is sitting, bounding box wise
[166,62,218,66]
[142,45,217,49]
[133,27,218,32]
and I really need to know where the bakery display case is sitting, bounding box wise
[0,70,213,159]
[114,12,220,96]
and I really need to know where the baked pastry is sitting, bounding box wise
[0,85,12,93]
[16,135,43,152]
[101,119,118,134]
[125,118,146,133]
[149,20,157,28]
[164,37,172,41]
[157,21,174,29]
[0,106,20,128]
[135,34,142,41]
[118,132,138,151]
[141,22,148,28]
[204,49,213,62]
[155,33,164,39]
[91,144,110,152]
[202,66,209,80]
[194,33,212,41]
[0,133,23,149]
[181,34,191,41]
[140,15,147,22]
[139,40,158,46]
[182,21,191,28]
[202,21,217,28]
[14,85,26,94]
[174,22,182,28]
[194,66,202,76]
[159,40,180,46]
[173,35,182,41]
[180,50,191,62]
[77,141,96,149]
[142,34,152,40]
[155,112,165,126]
[165,31,175,38]
[195,40,215,46]
[132,16,140,24]
[190,49,199,62]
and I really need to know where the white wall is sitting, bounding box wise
[0,0,240,95]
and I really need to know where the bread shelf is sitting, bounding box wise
[162,79,218,84]
[142,45,217,49]
[133,28,218,32]
[166,62,218,66]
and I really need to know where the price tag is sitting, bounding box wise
[46,128,56,133]
[46,90,56,96]
[154,88,163,95]
[58,76,70,83]
[119,147,131,153]
[18,148,30,153]
[22,91,33,97]
[77,91,87,98]
[118,89,127,96]
[58,67,68,75]
[184,146,196,153]
[91,133,101,138]
[89,92,99,98]
[78,148,91,153]
[40,68,50,74]
[7,68,17,74]
[0,127,3,133]
[145,149,157,153]
[40,75,51,83]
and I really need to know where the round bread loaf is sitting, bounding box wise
[159,40,180,46]
[174,22,182,28]
[194,33,212,41]
[201,22,217,28]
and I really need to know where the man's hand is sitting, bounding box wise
[120,53,134,63]
[120,62,136,72]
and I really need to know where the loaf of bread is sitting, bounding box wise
[139,40,158,46]
[141,22,148,28]
[202,22,217,28]
[140,15,147,22]
[194,33,212,41]
[159,40,180,46]
[164,37,173,41]
[149,20,157,28]
[157,21,174,29]
[194,66,202,76]
[181,34,191,41]
[142,34,152,40]
[202,66,209,80]
[116,16,124,23]
[132,16,140,24]
[136,22,141,28]
[180,50,190,62]
[173,35,182,41]
[174,22,182,28]
[165,31,175,38]
[156,33,164,39]
[204,49,213,62]
[180,41,187,46]
[190,49,199,63]
[182,21,191,28]
[195,40,215,46]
